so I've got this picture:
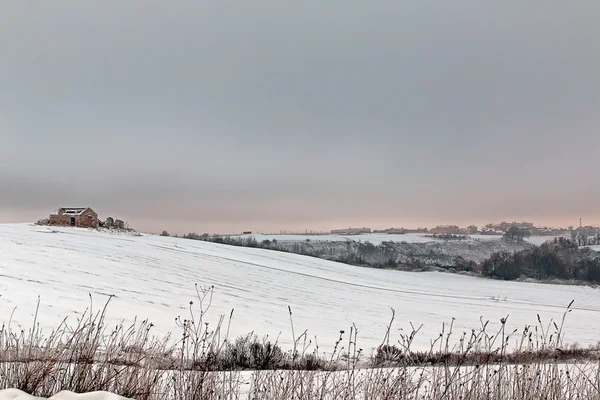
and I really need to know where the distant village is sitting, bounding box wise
[331,221,548,236]
[328,221,600,246]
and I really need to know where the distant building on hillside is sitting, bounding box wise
[373,228,406,234]
[404,228,429,234]
[385,228,407,234]
[480,227,504,235]
[431,225,461,234]
[485,221,534,233]
[531,226,569,236]
[330,227,371,235]
[373,227,429,234]
[49,207,99,228]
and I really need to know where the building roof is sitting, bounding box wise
[58,207,92,216]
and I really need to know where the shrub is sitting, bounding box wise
[481,251,521,280]
[219,335,285,370]
[577,258,600,283]
[452,256,478,272]
[504,227,531,242]
[374,344,403,364]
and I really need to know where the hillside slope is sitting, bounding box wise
[0,223,598,352]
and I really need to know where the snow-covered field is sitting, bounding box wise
[0,223,598,354]
[242,232,564,246]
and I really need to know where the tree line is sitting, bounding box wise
[163,230,600,284]
[478,237,600,282]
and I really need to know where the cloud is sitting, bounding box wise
[1,1,599,232]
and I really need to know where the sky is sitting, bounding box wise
[1,1,599,234]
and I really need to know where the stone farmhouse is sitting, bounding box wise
[48,207,99,228]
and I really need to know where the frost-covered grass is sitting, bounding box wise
[0,292,599,399]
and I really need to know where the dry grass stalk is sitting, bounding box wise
[1,289,599,399]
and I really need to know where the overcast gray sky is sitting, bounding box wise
[1,1,599,234]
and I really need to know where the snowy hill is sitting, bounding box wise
[0,223,599,353]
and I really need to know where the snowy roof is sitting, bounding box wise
[58,207,90,216]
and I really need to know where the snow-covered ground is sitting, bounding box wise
[525,235,569,246]
[0,223,598,354]
[242,233,564,246]
[0,389,130,399]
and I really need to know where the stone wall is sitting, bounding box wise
[77,209,99,228]
[48,214,71,226]
[47,210,98,228]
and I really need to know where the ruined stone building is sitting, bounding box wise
[49,208,99,228]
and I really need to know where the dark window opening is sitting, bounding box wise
[70,217,76,226]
